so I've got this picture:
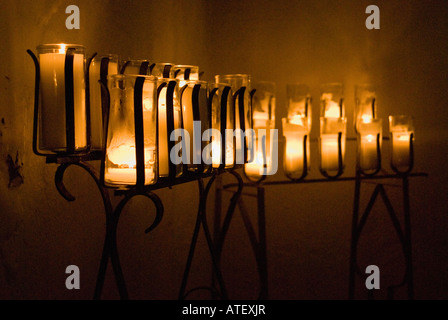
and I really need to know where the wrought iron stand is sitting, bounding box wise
[219,170,427,300]
[178,169,244,300]
[47,155,164,300]
[349,170,422,299]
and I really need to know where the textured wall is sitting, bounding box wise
[0,0,447,300]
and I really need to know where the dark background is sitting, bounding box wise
[0,0,447,299]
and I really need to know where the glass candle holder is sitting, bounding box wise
[34,44,88,154]
[209,83,234,169]
[321,83,344,118]
[152,63,175,79]
[389,115,414,174]
[172,65,199,88]
[215,74,253,165]
[120,59,152,75]
[156,77,183,178]
[286,84,312,128]
[245,82,277,179]
[282,118,310,180]
[179,80,210,173]
[320,83,346,178]
[102,74,158,188]
[358,119,382,174]
[252,81,276,129]
[320,118,347,175]
[355,84,376,132]
[89,54,119,151]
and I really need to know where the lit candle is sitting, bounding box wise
[244,151,266,176]
[105,144,156,185]
[389,115,414,171]
[156,80,182,177]
[285,135,305,174]
[360,134,378,170]
[211,137,234,168]
[319,84,346,175]
[215,74,251,164]
[282,118,310,177]
[181,84,194,161]
[104,75,157,186]
[211,139,222,168]
[89,55,118,150]
[320,134,340,171]
[38,44,86,151]
[158,87,169,176]
[392,132,412,168]
[355,84,376,131]
[358,119,382,171]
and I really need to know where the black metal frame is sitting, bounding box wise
[27,48,94,157]
[28,51,248,299]
[227,130,423,300]
[178,83,249,300]
[349,171,418,300]
[349,129,416,299]
[29,48,423,300]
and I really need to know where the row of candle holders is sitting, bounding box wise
[27,44,415,191]
[246,83,415,182]
[28,43,258,190]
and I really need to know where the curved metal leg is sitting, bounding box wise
[349,171,413,299]
[234,185,269,299]
[179,175,228,300]
[54,162,164,300]
[54,162,116,299]
[210,170,244,298]
[214,170,244,259]
[112,188,164,299]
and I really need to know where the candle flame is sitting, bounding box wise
[58,44,66,54]
[325,101,341,118]
[397,133,410,141]
[361,115,372,123]
[365,134,374,143]
[289,114,304,126]
[108,144,136,168]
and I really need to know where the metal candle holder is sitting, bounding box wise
[27,46,95,157]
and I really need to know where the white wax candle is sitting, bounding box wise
[182,86,194,163]
[392,132,411,168]
[158,87,169,176]
[104,142,156,185]
[234,94,242,158]
[105,168,155,185]
[39,51,86,151]
[89,59,118,149]
[321,134,341,171]
[245,151,267,177]
[212,140,222,168]
[360,134,378,170]
[212,137,234,168]
[285,137,304,174]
